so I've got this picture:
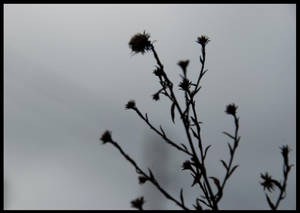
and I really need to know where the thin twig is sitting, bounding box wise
[133,108,193,156]
[108,139,190,210]
[216,114,240,204]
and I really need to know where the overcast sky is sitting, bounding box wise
[4,4,296,210]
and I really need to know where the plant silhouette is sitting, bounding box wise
[100,31,293,210]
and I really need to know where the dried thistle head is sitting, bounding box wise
[260,172,275,192]
[152,92,160,101]
[182,160,193,171]
[125,100,136,110]
[153,66,164,77]
[178,60,190,75]
[131,196,145,210]
[138,176,148,184]
[196,35,210,46]
[280,145,291,166]
[129,31,152,54]
[100,130,112,144]
[225,103,238,116]
[179,78,192,91]
[280,145,290,158]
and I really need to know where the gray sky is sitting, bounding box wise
[4,4,296,210]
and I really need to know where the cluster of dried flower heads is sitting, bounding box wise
[100,31,293,210]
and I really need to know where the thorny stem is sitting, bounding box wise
[109,139,190,210]
[151,44,217,210]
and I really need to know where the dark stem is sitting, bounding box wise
[195,46,206,91]
[133,107,193,156]
[273,157,292,209]
[189,166,213,209]
[216,114,240,204]
[150,44,217,210]
[109,140,190,210]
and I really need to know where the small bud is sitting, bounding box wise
[138,176,148,184]
[179,78,192,91]
[225,103,238,116]
[280,145,291,166]
[125,100,136,110]
[131,196,145,210]
[100,130,112,144]
[153,66,164,77]
[182,160,193,171]
[152,92,160,101]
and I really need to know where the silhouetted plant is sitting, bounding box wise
[131,196,145,210]
[100,31,293,210]
[259,145,294,210]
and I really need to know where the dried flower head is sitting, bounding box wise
[125,100,136,110]
[153,66,164,77]
[225,103,238,116]
[100,130,112,144]
[179,78,192,91]
[260,172,275,192]
[152,92,160,101]
[131,196,145,210]
[280,145,290,158]
[196,35,210,46]
[182,160,193,171]
[280,145,291,165]
[138,176,148,184]
[177,60,190,74]
[129,31,152,54]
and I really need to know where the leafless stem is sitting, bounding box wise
[151,43,217,210]
[108,139,190,210]
[133,107,193,156]
[216,114,240,204]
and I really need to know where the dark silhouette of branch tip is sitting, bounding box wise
[100,130,112,144]
[125,100,136,110]
[225,103,238,116]
[131,196,145,210]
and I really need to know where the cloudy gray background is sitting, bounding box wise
[4,4,296,210]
